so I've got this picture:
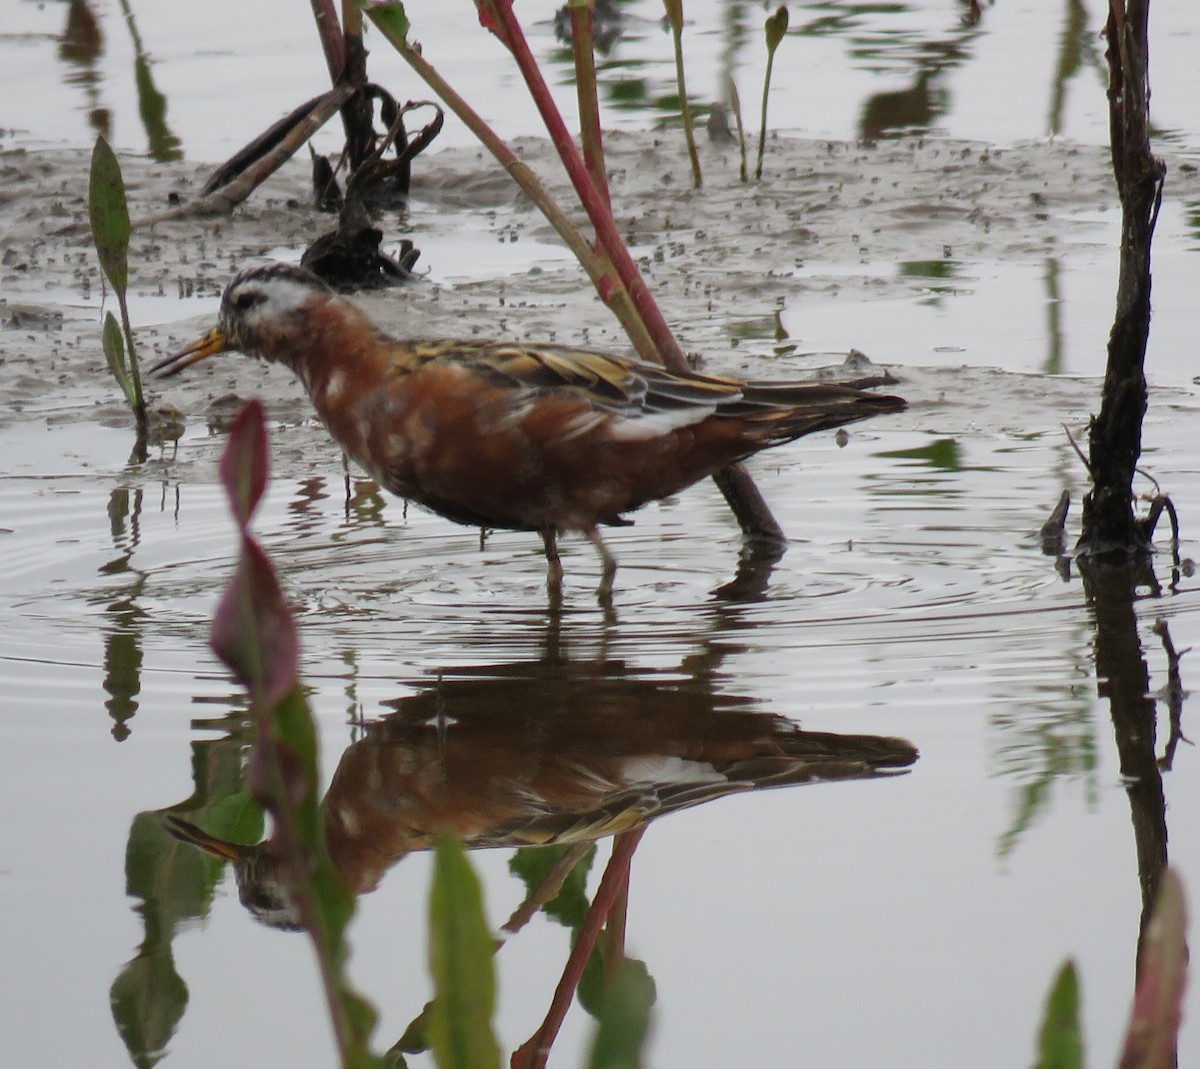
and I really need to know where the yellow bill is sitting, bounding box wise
[150,326,229,377]
[163,814,253,863]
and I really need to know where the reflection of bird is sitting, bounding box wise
[153,263,904,599]
[166,663,918,930]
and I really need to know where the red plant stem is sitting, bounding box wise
[480,0,688,368]
[370,19,660,362]
[309,0,345,81]
[569,2,611,213]
[511,829,645,1069]
[480,2,787,543]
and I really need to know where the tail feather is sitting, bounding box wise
[725,380,906,443]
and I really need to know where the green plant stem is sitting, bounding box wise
[755,51,775,180]
[728,78,748,183]
[512,829,645,1069]
[569,0,611,212]
[664,1,702,189]
[114,288,146,428]
[756,7,788,180]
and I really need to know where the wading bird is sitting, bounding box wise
[154,263,904,600]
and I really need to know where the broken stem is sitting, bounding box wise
[139,82,357,222]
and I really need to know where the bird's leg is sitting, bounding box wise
[584,526,617,605]
[541,529,564,600]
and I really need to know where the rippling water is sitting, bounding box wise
[2,369,1198,1066]
[3,2,1200,1067]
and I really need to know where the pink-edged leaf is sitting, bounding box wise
[1119,868,1189,1069]
[210,537,299,709]
[219,400,270,527]
[474,0,509,46]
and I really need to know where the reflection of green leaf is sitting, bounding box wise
[510,845,596,928]
[110,941,188,1069]
[429,836,501,1069]
[899,259,957,281]
[114,727,262,1069]
[1034,961,1083,1069]
[877,438,963,471]
[88,136,130,293]
[133,53,182,163]
[992,701,1096,860]
[390,1000,433,1059]
[587,959,656,1069]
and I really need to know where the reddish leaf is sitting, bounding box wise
[1119,868,1189,1069]
[219,400,270,528]
[210,538,299,709]
[474,0,510,47]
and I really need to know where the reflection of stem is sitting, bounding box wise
[1081,560,1168,963]
[501,842,591,937]
[513,828,644,1069]
[115,0,181,162]
[1151,619,1191,772]
[1042,255,1063,374]
[103,486,146,738]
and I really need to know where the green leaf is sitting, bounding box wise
[428,836,501,1069]
[102,310,136,407]
[765,6,789,53]
[1034,961,1084,1069]
[661,0,683,32]
[587,959,656,1069]
[89,135,130,294]
[361,1,410,43]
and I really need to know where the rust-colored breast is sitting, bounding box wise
[289,318,765,533]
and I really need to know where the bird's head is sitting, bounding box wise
[165,814,306,931]
[152,262,334,377]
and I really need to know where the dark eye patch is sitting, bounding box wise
[231,290,266,312]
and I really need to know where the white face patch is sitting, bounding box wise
[235,277,314,321]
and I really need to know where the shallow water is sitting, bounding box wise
[2,3,1200,1068]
